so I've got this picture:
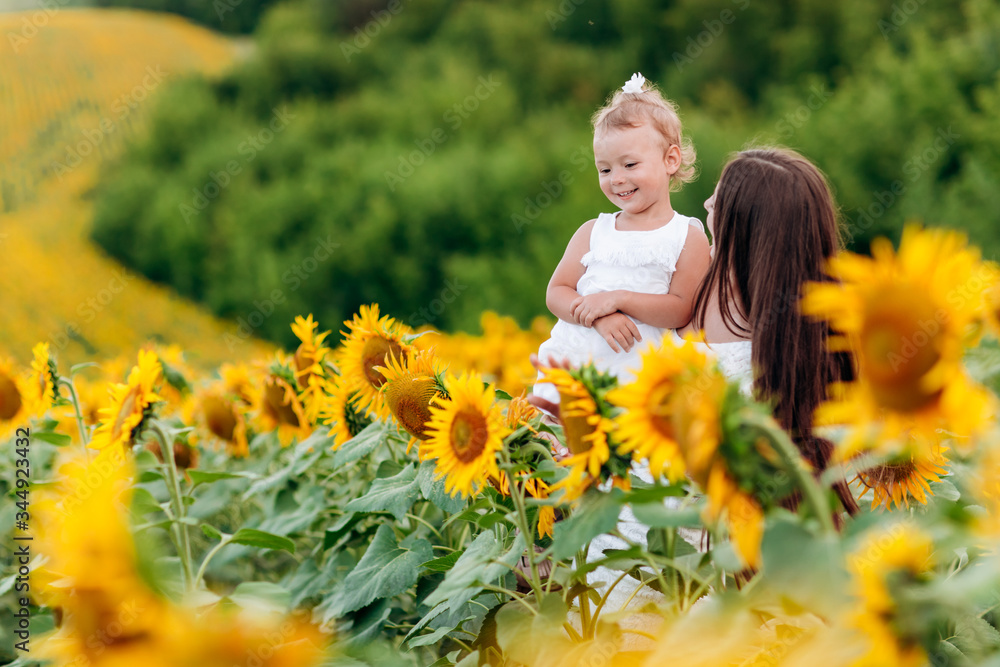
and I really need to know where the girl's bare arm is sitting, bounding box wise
[545,219,597,324]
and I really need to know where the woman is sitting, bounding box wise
[677,146,857,514]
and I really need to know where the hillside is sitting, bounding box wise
[0,8,271,367]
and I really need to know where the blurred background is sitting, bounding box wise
[2,0,998,366]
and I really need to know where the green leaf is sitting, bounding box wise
[322,524,433,617]
[230,528,296,554]
[631,502,702,528]
[343,598,392,647]
[455,651,480,667]
[345,463,420,521]
[69,362,100,375]
[323,513,363,551]
[228,581,291,614]
[759,517,844,609]
[130,487,163,517]
[188,470,253,487]
[930,479,961,502]
[332,421,387,467]
[621,482,688,503]
[421,550,463,574]
[496,594,573,664]
[32,431,71,447]
[422,531,525,613]
[407,624,454,648]
[417,461,465,514]
[201,524,224,541]
[552,489,625,560]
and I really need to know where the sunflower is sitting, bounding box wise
[0,356,32,438]
[802,225,993,457]
[536,365,630,503]
[853,446,949,511]
[539,367,610,475]
[89,350,163,454]
[256,371,311,447]
[186,610,326,667]
[191,388,250,457]
[33,448,138,605]
[33,451,202,667]
[291,314,332,383]
[220,362,259,408]
[147,343,193,412]
[28,342,59,416]
[847,523,934,667]
[421,372,509,498]
[377,348,446,451]
[291,314,334,422]
[320,377,373,450]
[504,392,540,433]
[609,336,726,483]
[702,463,765,569]
[339,304,414,420]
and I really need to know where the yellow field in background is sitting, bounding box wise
[0,9,272,368]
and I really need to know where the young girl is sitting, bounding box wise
[532,74,711,407]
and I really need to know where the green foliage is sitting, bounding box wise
[90,0,1000,349]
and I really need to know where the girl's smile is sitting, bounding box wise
[593,123,680,228]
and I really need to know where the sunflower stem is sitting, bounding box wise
[499,447,544,601]
[151,422,194,590]
[59,378,90,447]
[744,411,836,536]
[194,535,231,590]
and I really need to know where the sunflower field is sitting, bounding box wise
[3,225,1000,666]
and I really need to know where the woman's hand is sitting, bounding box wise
[592,312,642,352]
[570,291,621,327]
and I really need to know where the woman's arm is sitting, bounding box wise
[545,219,597,324]
[572,226,711,328]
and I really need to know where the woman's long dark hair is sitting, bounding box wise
[690,147,859,516]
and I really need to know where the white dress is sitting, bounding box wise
[584,332,753,643]
[532,210,702,405]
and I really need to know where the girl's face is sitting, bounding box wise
[593,124,678,218]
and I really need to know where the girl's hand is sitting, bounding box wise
[593,313,642,353]
[571,291,621,327]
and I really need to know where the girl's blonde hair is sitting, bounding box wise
[591,82,697,191]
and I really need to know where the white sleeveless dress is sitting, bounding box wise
[533,210,702,405]
[584,332,753,644]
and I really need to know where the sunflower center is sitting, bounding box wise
[648,382,675,440]
[111,386,141,443]
[860,460,917,486]
[264,381,300,427]
[0,373,22,420]
[558,389,598,455]
[386,376,437,440]
[203,395,237,441]
[449,408,489,463]
[361,337,405,389]
[860,289,942,411]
